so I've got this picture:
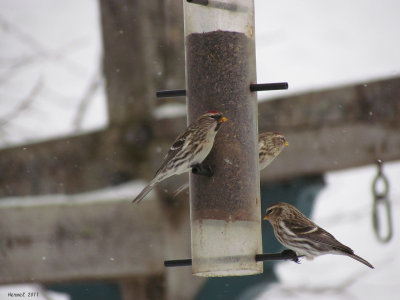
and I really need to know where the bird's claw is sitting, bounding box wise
[281,249,300,263]
[191,164,214,177]
[290,254,301,264]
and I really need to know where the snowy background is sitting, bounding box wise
[0,0,106,147]
[1,0,399,299]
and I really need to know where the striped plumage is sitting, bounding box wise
[259,132,288,170]
[264,202,374,269]
[132,111,227,204]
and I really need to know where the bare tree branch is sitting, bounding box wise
[0,13,45,52]
[0,14,96,85]
[73,71,102,130]
[0,76,43,128]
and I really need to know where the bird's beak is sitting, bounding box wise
[263,215,269,220]
[219,117,228,123]
[284,141,289,146]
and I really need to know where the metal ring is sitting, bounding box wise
[372,194,393,243]
[371,160,393,243]
[372,173,389,199]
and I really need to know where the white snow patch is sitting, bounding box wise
[0,180,153,207]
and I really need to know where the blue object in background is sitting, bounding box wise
[46,282,121,300]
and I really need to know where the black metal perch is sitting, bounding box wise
[250,82,289,91]
[187,0,209,6]
[164,249,301,267]
[156,82,289,98]
[156,89,186,98]
[187,0,238,12]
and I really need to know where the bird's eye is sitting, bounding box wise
[266,209,273,215]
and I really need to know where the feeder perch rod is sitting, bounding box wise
[164,250,301,267]
[156,82,289,98]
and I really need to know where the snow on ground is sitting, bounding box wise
[0,180,148,207]
[258,161,400,300]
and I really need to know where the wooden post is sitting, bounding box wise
[99,0,164,125]
[119,276,165,300]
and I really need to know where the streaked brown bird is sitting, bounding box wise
[132,110,227,204]
[259,132,288,170]
[264,202,374,268]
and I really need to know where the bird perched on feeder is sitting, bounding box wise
[264,202,374,269]
[172,131,288,197]
[132,111,228,204]
[258,132,288,170]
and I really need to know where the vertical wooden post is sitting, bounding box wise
[99,0,165,125]
[119,276,165,300]
[99,1,169,299]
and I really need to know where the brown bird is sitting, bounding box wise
[132,111,227,204]
[259,132,288,170]
[264,202,374,268]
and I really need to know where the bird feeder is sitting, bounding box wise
[184,0,262,276]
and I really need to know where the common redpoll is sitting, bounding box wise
[132,111,227,204]
[264,202,374,268]
[173,132,288,197]
[259,132,288,170]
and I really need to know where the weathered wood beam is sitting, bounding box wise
[0,188,164,284]
[1,77,399,197]
[0,126,152,197]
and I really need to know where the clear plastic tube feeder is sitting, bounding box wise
[183,0,262,276]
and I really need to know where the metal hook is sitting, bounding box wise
[371,159,393,243]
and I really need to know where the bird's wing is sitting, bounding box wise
[310,227,353,253]
[283,219,353,253]
[283,220,319,235]
[154,128,192,176]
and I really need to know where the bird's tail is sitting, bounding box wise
[347,253,374,269]
[132,181,156,204]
